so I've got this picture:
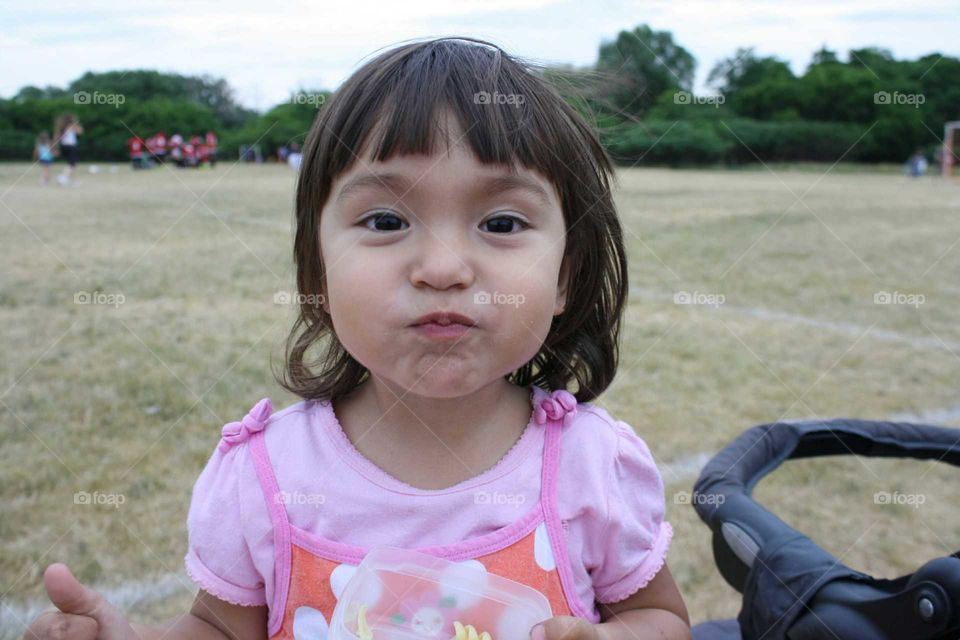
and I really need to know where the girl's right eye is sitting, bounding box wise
[359,211,408,232]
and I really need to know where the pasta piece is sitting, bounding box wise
[357,603,374,640]
[450,620,492,640]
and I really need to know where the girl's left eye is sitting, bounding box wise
[481,214,529,234]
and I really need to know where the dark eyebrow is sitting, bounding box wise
[481,174,554,208]
[334,172,413,205]
[332,170,554,208]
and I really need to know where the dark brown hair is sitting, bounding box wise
[275,36,628,404]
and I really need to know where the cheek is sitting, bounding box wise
[326,261,401,331]
[494,254,561,318]
[483,272,558,352]
[507,289,556,341]
[323,225,390,300]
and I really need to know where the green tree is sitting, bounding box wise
[913,54,960,135]
[808,46,840,69]
[595,24,695,118]
[12,85,69,102]
[847,47,897,77]
[795,63,881,122]
[67,70,257,128]
[219,90,331,159]
[707,47,795,118]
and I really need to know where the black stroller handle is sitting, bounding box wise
[692,418,960,640]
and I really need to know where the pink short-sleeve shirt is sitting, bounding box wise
[184,384,673,623]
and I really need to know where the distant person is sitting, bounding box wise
[33,131,56,184]
[54,113,83,186]
[169,133,185,167]
[205,130,218,166]
[286,141,302,170]
[183,140,198,167]
[907,149,928,177]
[154,131,168,163]
[145,134,162,165]
[127,136,146,169]
[145,134,157,160]
[197,141,211,166]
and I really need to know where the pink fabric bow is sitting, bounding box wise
[218,397,273,452]
[533,389,578,428]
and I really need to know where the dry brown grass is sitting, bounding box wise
[1,160,958,635]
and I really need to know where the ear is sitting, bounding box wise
[554,256,571,316]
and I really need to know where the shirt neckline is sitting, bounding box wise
[319,383,547,496]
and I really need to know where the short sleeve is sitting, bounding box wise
[589,420,674,604]
[183,441,267,606]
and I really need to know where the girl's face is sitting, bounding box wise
[318,115,570,398]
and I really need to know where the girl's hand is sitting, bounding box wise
[530,616,601,640]
[23,562,139,640]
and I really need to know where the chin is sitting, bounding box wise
[400,369,489,399]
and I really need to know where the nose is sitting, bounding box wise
[408,221,476,291]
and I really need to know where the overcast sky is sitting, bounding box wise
[2,0,958,112]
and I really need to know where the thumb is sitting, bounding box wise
[43,562,137,639]
[44,563,100,615]
[531,616,593,640]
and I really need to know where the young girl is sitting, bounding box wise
[33,131,55,184]
[26,37,690,640]
[54,112,83,186]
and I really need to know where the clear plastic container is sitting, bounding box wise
[328,546,553,640]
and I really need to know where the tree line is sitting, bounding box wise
[2,25,957,165]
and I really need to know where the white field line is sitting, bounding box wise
[663,402,960,489]
[629,287,960,353]
[889,405,960,424]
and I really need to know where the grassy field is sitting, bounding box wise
[1,159,958,636]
